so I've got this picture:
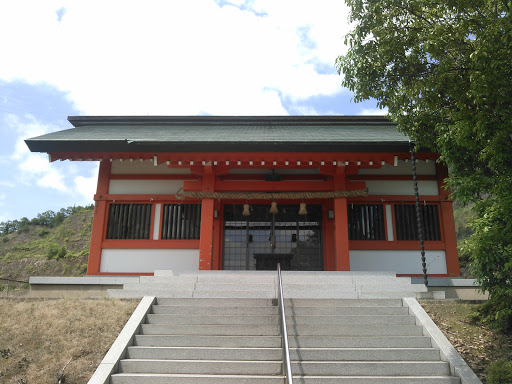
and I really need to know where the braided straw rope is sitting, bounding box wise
[176,189,367,200]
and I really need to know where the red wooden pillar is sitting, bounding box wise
[436,163,460,276]
[212,199,222,270]
[87,161,111,275]
[441,200,460,276]
[199,198,215,270]
[334,197,350,271]
[199,165,215,270]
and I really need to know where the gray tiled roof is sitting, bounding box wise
[25,116,416,153]
[28,124,407,143]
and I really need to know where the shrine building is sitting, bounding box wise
[25,115,460,277]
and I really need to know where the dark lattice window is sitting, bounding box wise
[161,204,201,240]
[394,204,441,241]
[106,203,152,239]
[348,204,386,240]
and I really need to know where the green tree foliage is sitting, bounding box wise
[486,359,512,384]
[337,0,512,331]
[0,205,94,235]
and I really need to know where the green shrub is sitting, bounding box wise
[486,359,512,384]
[77,263,88,275]
[38,228,49,237]
[56,245,67,259]
[46,243,67,259]
[25,265,36,275]
[46,243,58,259]
[2,237,8,243]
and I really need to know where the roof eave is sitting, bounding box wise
[67,115,393,127]
[25,139,423,154]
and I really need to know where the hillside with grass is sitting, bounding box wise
[0,206,93,282]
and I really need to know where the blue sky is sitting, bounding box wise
[0,0,383,222]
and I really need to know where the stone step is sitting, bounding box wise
[287,336,432,348]
[287,324,423,336]
[286,315,416,326]
[134,334,432,349]
[139,323,422,336]
[140,324,279,336]
[194,283,275,291]
[285,306,409,316]
[283,290,359,299]
[145,314,416,326]
[134,335,282,348]
[110,373,284,384]
[356,283,428,292]
[151,305,278,315]
[281,276,355,284]
[146,314,279,325]
[192,290,276,298]
[291,361,451,376]
[289,348,440,361]
[126,346,282,360]
[293,377,460,384]
[109,289,277,299]
[357,291,419,299]
[150,305,409,316]
[119,359,282,375]
[125,346,440,361]
[123,283,197,291]
[156,298,275,306]
[281,271,397,278]
[108,289,194,298]
[154,298,403,307]
[123,282,277,292]
[140,276,198,283]
[284,298,404,307]
[110,373,460,384]
[196,276,277,284]
[118,359,451,376]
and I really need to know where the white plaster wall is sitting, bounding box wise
[100,249,199,273]
[349,250,447,274]
[109,180,184,194]
[111,159,191,175]
[365,180,439,195]
[153,204,161,240]
[358,160,436,175]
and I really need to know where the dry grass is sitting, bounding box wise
[422,301,512,383]
[0,298,137,384]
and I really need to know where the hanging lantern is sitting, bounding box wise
[242,204,250,216]
[270,201,278,214]
[299,202,307,215]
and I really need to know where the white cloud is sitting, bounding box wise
[37,169,68,192]
[0,0,352,115]
[3,114,97,195]
[74,165,98,205]
[359,107,388,116]
[5,113,60,160]
[0,181,15,188]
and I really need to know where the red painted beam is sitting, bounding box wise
[87,161,111,275]
[199,199,215,270]
[334,197,350,271]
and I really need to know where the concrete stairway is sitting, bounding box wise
[110,297,283,383]
[285,298,460,383]
[107,270,434,299]
[107,297,461,384]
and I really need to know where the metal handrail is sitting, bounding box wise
[277,263,293,384]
